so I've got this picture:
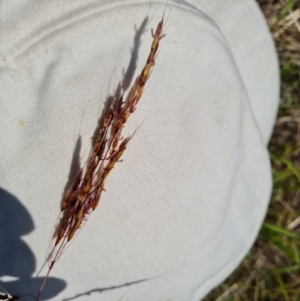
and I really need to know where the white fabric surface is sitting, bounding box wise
[0,1,279,301]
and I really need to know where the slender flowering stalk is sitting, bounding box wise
[36,12,166,301]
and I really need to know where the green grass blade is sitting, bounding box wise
[281,158,300,183]
[271,236,295,262]
[273,270,290,301]
[273,170,293,183]
[262,223,300,240]
[278,0,295,20]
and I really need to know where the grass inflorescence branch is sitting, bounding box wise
[35,11,166,301]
